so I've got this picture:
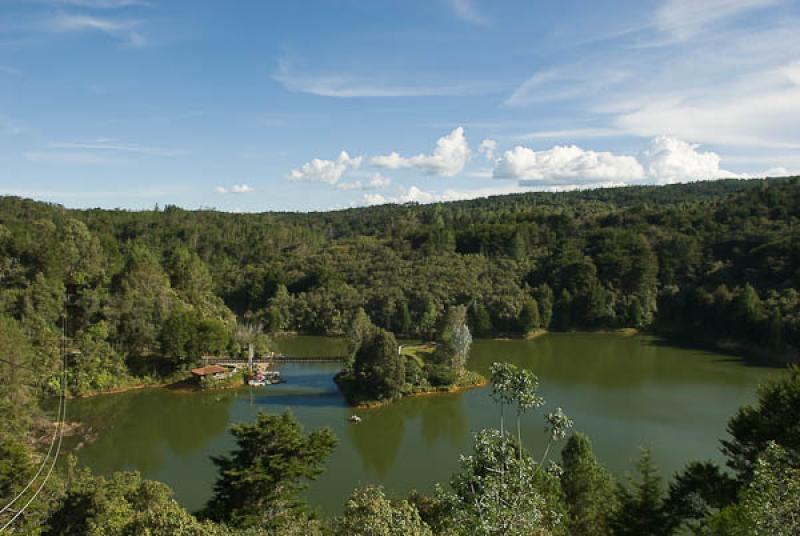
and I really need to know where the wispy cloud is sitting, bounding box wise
[49,139,178,156]
[215,184,254,194]
[23,150,119,165]
[0,65,21,76]
[336,173,391,191]
[24,139,178,164]
[49,13,147,46]
[516,128,625,140]
[655,0,784,42]
[51,0,151,8]
[273,60,483,98]
[445,0,488,25]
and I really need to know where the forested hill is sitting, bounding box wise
[0,177,798,395]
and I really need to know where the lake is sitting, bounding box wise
[64,333,776,516]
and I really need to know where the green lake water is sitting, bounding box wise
[64,333,777,516]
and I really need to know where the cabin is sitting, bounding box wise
[191,365,232,380]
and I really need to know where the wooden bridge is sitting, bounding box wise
[203,355,344,367]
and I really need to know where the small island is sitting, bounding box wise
[335,305,485,407]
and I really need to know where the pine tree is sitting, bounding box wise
[560,432,618,536]
[611,448,669,536]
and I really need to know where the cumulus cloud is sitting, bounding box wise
[371,127,470,176]
[638,136,735,183]
[215,184,254,194]
[288,151,363,184]
[336,173,391,191]
[363,184,527,206]
[493,136,735,187]
[478,138,496,160]
[493,145,645,186]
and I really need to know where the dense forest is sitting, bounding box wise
[2,177,800,534]
[0,177,798,398]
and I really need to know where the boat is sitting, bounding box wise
[248,370,284,387]
[348,415,362,423]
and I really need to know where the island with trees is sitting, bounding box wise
[334,305,485,406]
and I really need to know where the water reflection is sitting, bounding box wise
[66,333,775,516]
[67,389,233,475]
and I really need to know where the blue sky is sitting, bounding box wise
[1,0,799,211]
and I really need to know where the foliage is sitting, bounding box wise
[201,410,337,530]
[560,432,618,536]
[611,448,670,536]
[351,328,404,400]
[438,429,566,536]
[44,468,212,536]
[721,365,800,480]
[709,443,800,536]
[333,486,432,536]
[662,461,738,532]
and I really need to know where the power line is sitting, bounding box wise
[0,298,69,532]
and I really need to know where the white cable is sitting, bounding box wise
[0,303,69,532]
[0,382,63,515]
[0,389,66,532]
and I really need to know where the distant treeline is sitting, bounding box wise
[0,177,798,396]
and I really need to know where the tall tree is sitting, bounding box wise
[202,411,337,530]
[560,432,617,536]
[611,448,669,536]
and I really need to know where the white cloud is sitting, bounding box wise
[336,173,391,191]
[273,61,478,98]
[288,151,363,184]
[363,184,526,206]
[478,138,496,160]
[50,13,146,46]
[613,70,800,149]
[655,0,783,41]
[50,139,177,156]
[638,136,735,184]
[446,0,487,25]
[53,0,150,7]
[493,145,645,185]
[505,67,630,107]
[363,193,388,206]
[23,150,117,165]
[493,136,736,187]
[517,128,624,140]
[215,184,254,194]
[371,127,470,177]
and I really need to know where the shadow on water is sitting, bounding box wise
[66,333,778,517]
[643,333,786,369]
[252,392,347,409]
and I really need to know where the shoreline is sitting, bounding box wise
[352,376,489,409]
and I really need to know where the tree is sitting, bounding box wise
[611,448,670,536]
[560,432,617,536]
[353,329,404,400]
[333,486,432,536]
[346,307,374,367]
[202,411,337,530]
[518,296,540,333]
[436,305,472,371]
[662,461,738,532]
[709,443,800,536]
[45,468,211,536]
[721,365,800,481]
[469,301,494,337]
[534,284,554,329]
[439,429,566,536]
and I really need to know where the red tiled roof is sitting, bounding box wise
[191,365,227,376]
